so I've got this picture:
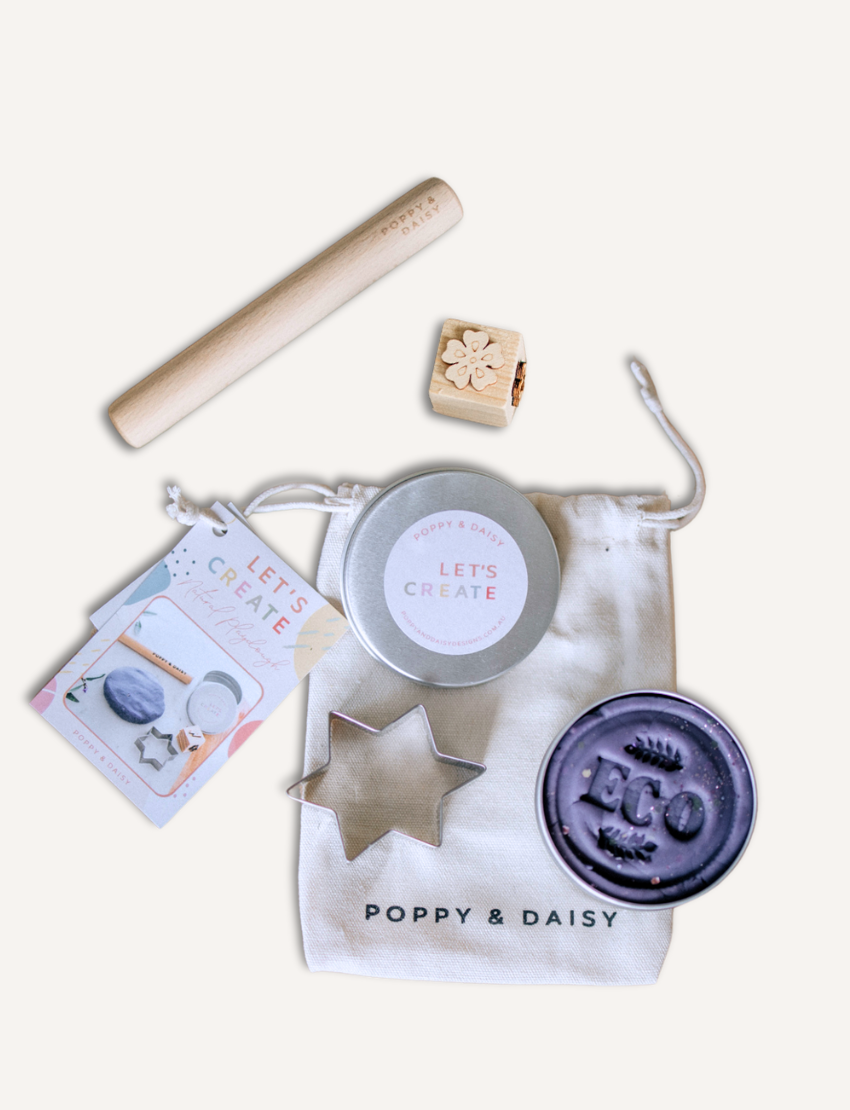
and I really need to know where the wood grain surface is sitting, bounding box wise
[109,178,462,447]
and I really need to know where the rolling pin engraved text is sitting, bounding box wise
[381,195,440,235]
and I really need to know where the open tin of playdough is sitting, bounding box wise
[536,691,757,909]
[340,468,560,687]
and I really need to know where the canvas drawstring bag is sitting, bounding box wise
[250,360,705,984]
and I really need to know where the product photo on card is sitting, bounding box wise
[32,497,350,824]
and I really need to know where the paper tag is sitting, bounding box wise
[32,503,349,826]
[89,503,240,629]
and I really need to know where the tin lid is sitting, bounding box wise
[536,691,757,909]
[340,469,560,686]
[202,670,243,704]
[187,681,238,734]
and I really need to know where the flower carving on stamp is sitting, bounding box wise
[441,330,505,391]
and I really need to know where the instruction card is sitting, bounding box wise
[32,502,349,826]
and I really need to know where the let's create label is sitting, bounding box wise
[383,510,528,656]
[32,502,349,826]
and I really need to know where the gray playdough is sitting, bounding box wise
[103,667,165,724]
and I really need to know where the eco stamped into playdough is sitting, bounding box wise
[537,691,756,909]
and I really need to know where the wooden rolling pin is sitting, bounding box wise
[117,632,193,684]
[109,178,463,446]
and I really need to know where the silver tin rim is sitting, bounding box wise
[340,468,561,687]
[535,689,758,911]
[202,670,243,704]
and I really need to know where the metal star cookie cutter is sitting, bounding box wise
[287,705,486,860]
[134,726,177,771]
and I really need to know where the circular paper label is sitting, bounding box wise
[188,682,237,733]
[383,510,529,656]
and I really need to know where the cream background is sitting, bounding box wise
[3,1,846,1107]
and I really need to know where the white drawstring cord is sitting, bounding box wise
[165,486,230,529]
[167,359,703,534]
[243,483,353,518]
[166,483,354,530]
[630,359,706,530]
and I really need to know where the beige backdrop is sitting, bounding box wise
[3,2,846,1108]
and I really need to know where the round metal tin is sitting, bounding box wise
[188,679,239,733]
[340,469,560,687]
[536,691,756,909]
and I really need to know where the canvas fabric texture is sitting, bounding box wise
[290,361,703,984]
[297,486,681,984]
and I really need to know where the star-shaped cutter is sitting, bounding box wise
[287,705,486,860]
[134,726,179,771]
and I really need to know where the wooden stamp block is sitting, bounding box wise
[429,319,526,427]
[176,726,205,752]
